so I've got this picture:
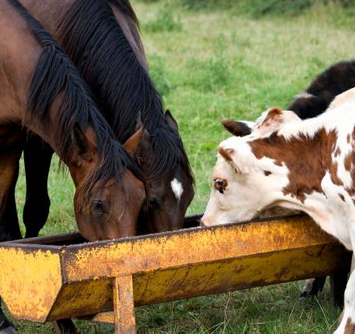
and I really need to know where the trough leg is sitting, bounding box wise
[52,319,78,334]
[113,275,136,334]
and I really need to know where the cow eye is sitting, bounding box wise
[213,178,228,194]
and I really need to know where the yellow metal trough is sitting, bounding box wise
[0,215,350,333]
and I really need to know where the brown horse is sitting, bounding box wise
[17,0,194,237]
[0,1,148,329]
[0,0,147,241]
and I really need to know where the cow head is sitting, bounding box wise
[201,108,301,227]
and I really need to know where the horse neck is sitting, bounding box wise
[110,3,148,71]
[18,0,73,31]
[18,0,148,70]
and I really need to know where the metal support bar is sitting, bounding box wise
[113,275,136,334]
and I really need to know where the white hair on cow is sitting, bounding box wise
[292,91,314,100]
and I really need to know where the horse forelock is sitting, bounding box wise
[146,126,194,185]
[58,0,193,185]
[76,140,148,213]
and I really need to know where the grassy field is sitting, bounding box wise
[8,0,355,333]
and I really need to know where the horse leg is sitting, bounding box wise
[0,315,16,334]
[23,136,53,238]
[23,139,78,334]
[0,144,23,334]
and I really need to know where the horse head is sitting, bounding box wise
[68,124,147,241]
[136,110,194,234]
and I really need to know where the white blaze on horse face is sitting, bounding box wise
[171,178,183,201]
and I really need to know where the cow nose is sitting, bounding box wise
[200,216,211,227]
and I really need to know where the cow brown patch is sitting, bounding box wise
[344,154,352,171]
[218,147,233,162]
[334,147,341,157]
[250,129,337,203]
[344,317,355,334]
[330,161,343,186]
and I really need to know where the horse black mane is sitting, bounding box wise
[289,60,355,119]
[7,0,147,209]
[111,0,139,26]
[58,0,194,184]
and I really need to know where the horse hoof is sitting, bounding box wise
[0,326,16,334]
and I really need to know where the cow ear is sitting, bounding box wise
[221,120,252,137]
[254,107,301,136]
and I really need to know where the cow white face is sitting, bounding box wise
[201,138,289,227]
[202,107,298,227]
[202,160,262,226]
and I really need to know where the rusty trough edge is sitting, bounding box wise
[58,214,340,283]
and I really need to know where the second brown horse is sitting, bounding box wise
[16,0,195,240]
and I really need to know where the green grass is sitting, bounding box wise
[9,1,355,332]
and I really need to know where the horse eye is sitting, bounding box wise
[149,197,162,210]
[91,200,105,214]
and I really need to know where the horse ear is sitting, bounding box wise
[165,110,178,132]
[123,127,144,156]
[221,120,252,137]
[135,111,143,130]
[71,123,94,162]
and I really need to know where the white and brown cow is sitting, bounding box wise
[201,100,355,334]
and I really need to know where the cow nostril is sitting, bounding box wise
[200,217,209,227]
